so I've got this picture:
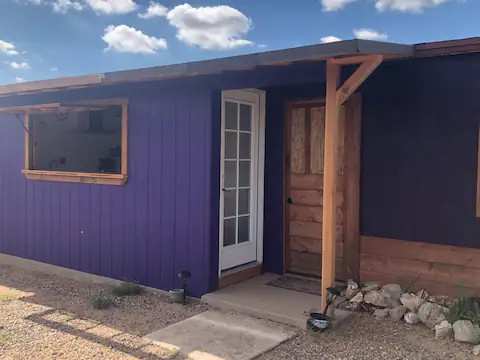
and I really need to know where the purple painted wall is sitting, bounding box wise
[361,54,480,249]
[0,62,328,296]
[4,54,479,294]
[0,81,216,297]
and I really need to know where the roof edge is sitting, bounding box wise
[415,37,480,58]
[0,38,417,98]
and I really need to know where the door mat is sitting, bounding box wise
[267,275,321,296]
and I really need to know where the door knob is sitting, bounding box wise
[287,197,293,204]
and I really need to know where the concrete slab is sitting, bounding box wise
[202,273,352,329]
[145,310,295,360]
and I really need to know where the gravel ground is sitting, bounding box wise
[0,264,208,359]
[259,312,474,360]
[0,265,475,359]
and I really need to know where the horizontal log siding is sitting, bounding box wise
[360,236,480,296]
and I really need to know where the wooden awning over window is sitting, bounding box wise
[0,98,127,114]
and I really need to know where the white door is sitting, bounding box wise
[220,89,265,271]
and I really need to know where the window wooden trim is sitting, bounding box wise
[22,99,128,186]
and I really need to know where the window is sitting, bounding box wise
[22,99,128,185]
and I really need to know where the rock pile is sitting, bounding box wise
[339,280,480,356]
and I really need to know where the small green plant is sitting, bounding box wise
[111,282,144,297]
[90,293,115,310]
[447,297,480,325]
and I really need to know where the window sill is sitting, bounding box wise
[22,170,127,186]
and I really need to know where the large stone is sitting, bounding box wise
[389,305,407,322]
[435,320,453,339]
[345,279,360,299]
[350,291,364,303]
[364,290,389,308]
[453,320,480,344]
[361,281,380,293]
[381,284,403,302]
[373,308,389,320]
[404,312,420,325]
[418,302,448,329]
[473,344,480,356]
[400,293,425,313]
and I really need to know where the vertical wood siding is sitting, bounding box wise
[0,62,330,294]
[0,83,214,297]
[362,54,480,249]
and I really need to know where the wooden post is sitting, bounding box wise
[343,94,362,281]
[321,60,341,311]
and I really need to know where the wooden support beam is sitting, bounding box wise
[330,55,379,65]
[343,94,362,281]
[320,54,382,311]
[321,60,341,311]
[336,55,383,106]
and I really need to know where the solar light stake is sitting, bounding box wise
[177,270,191,305]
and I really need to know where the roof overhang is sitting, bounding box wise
[0,39,413,98]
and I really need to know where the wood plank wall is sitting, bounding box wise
[360,236,480,297]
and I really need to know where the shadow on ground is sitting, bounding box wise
[0,264,208,359]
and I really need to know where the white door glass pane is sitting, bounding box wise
[225,102,238,130]
[224,190,236,217]
[238,216,250,244]
[239,133,251,159]
[238,189,250,215]
[240,104,252,131]
[224,160,237,188]
[224,218,236,246]
[239,161,250,187]
[224,131,237,159]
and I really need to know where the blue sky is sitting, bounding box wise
[0,0,477,85]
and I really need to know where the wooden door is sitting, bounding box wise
[285,101,348,279]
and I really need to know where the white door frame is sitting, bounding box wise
[218,89,266,275]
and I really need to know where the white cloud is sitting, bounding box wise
[375,0,449,12]
[102,24,167,54]
[50,66,59,72]
[52,0,83,13]
[321,0,449,12]
[21,0,43,4]
[321,35,342,43]
[8,61,30,70]
[86,0,137,14]
[0,40,19,56]
[353,28,388,41]
[321,0,358,11]
[15,77,25,83]
[138,1,168,18]
[166,4,253,50]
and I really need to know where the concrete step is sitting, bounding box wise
[202,273,352,329]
